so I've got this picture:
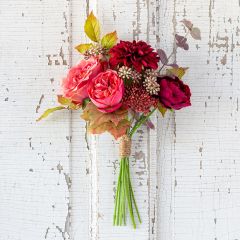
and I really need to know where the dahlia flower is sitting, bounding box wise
[109,40,160,72]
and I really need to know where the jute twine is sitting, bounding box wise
[119,135,132,158]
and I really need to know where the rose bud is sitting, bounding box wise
[62,57,103,104]
[88,70,124,113]
[157,76,191,110]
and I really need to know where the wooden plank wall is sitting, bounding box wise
[1,0,240,240]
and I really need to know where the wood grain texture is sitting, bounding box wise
[170,1,240,239]
[0,0,72,239]
[1,0,240,240]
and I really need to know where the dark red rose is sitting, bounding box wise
[157,76,191,110]
[109,40,159,72]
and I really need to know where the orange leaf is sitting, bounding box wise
[81,102,130,139]
[107,119,130,139]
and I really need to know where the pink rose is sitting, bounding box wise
[62,57,103,104]
[88,70,124,113]
[157,76,191,110]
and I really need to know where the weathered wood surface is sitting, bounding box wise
[0,0,72,239]
[1,0,240,240]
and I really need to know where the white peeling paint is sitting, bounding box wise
[1,0,240,240]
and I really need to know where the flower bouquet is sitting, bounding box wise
[38,12,200,228]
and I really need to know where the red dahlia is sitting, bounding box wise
[109,40,160,72]
[123,84,158,114]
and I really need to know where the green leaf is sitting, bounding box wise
[84,11,101,42]
[75,43,93,54]
[101,31,118,49]
[82,98,91,109]
[36,106,66,122]
[157,103,167,117]
[57,95,80,110]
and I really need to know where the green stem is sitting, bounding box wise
[113,109,156,228]
[129,108,156,137]
[113,159,121,225]
[124,158,136,228]
[129,170,141,223]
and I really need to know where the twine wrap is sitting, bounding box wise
[119,135,132,158]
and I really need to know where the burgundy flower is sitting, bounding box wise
[157,76,191,110]
[123,84,158,114]
[109,40,159,72]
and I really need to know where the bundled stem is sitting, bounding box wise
[113,108,156,228]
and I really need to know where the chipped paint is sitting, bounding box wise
[57,163,64,174]
[1,0,72,239]
[220,54,227,65]
[3,1,240,240]
[44,227,50,239]
[64,173,72,190]
[36,94,44,113]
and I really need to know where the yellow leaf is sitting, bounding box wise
[101,31,118,49]
[81,102,130,139]
[157,103,167,117]
[167,67,188,79]
[36,106,66,121]
[57,95,80,110]
[75,43,93,54]
[84,11,101,42]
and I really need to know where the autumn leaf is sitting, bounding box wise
[190,27,201,40]
[101,31,118,49]
[107,119,130,139]
[81,102,130,139]
[167,63,179,68]
[75,43,93,54]
[175,34,189,50]
[167,67,188,79]
[36,106,66,121]
[157,103,167,117]
[181,19,201,40]
[57,95,80,110]
[157,49,168,65]
[181,19,193,30]
[84,11,101,42]
[81,102,128,126]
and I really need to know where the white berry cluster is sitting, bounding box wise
[143,76,160,95]
[84,45,106,58]
[118,66,133,80]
